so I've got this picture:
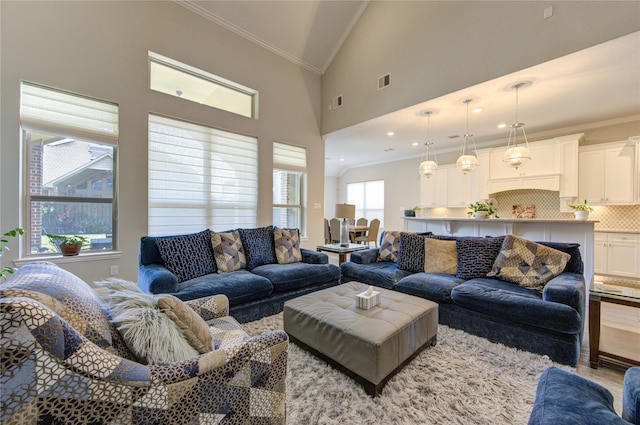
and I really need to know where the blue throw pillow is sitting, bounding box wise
[397,233,429,272]
[155,230,216,283]
[239,226,277,270]
[455,236,505,280]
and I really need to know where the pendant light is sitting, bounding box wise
[456,99,479,173]
[503,82,531,169]
[418,111,439,178]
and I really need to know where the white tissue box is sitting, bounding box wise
[356,290,381,309]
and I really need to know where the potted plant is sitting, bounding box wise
[47,234,88,256]
[1,228,24,281]
[467,200,499,219]
[568,199,594,220]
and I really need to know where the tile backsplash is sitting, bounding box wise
[426,189,639,232]
[492,189,640,232]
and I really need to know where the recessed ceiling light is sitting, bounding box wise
[412,142,419,146]
[473,108,482,113]
[339,158,345,162]
[387,131,395,136]
[497,123,507,129]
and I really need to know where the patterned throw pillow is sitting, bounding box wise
[397,233,429,272]
[487,235,571,291]
[157,294,213,354]
[424,238,458,274]
[211,231,246,273]
[156,230,216,283]
[378,230,404,262]
[274,227,302,264]
[238,226,277,270]
[455,236,505,280]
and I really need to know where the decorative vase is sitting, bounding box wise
[60,243,82,256]
[473,211,489,219]
[574,211,589,221]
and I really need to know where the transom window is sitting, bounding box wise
[149,51,258,119]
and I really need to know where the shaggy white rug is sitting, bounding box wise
[243,313,573,425]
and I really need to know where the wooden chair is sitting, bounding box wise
[356,217,368,226]
[355,218,380,247]
[329,218,341,243]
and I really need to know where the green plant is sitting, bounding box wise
[47,234,89,246]
[412,206,422,211]
[467,200,499,218]
[568,199,594,212]
[1,228,25,281]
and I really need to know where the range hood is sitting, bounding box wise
[488,174,560,194]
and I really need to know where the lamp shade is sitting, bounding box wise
[503,146,531,168]
[456,154,479,172]
[335,203,355,219]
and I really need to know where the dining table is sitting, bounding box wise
[349,225,368,243]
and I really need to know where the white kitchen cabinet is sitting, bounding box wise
[579,141,636,205]
[489,141,558,179]
[420,167,448,207]
[594,232,640,278]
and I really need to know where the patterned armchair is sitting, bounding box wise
[1,262,288,425]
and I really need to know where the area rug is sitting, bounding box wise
[243,313,573,425]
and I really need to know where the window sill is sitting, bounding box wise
[14,251,123,267]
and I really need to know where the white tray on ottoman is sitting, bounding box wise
[283,281,438,396]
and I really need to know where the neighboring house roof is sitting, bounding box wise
[45,153,113,188]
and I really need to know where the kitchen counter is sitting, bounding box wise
[405,217,599,224]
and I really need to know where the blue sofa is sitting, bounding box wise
[529,366,640,424]
[139,227,341,323]
[341,233,585,366]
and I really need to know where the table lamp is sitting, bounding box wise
[335,203,356,247]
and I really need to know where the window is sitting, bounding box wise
[20,82,118,255]
[273,142,307,235]
[148,114,258,235]
[347,180,385,227]
[149,51,258,119]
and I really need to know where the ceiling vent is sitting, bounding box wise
[448,135,460,139]
[377,73,391,90]
[332,95,343,109]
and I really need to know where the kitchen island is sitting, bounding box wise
[404,216,597,294]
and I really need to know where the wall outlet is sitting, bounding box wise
[110,265,119,276]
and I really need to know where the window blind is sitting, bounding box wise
[273,142,307,172]
[148,114,258,235]
[20,82,119,145]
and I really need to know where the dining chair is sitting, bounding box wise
[355,218,380,247]
[356,217,368,226]
[329,218,341,243]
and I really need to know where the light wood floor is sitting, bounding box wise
[325,251,628,414]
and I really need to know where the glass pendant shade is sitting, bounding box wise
[456,99,479,173]
[419,160,438,177]
[503,82,532,169]
[456,154,479,172]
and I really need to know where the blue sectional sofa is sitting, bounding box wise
[341,232,586,366]
[139,226,341,323]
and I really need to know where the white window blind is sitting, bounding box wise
[20,82,119,145]
[148,114,258,235]
[273,142,307,172]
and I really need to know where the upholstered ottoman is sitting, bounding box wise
[283,281,438,396]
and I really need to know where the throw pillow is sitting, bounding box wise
[106,288,199,364]
[211,231,246,273]
[455,236,506,280]
[238,226,277,270]
[424,238,458,274]
[155,230,216,283]
[487,235,571,291]
[378,230,404,262]
[397,232,429,272]
[157,295,213,354]
[274,227,302,264]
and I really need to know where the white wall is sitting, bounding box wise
[0,1,325,282]
[324,175,338,218]
[321,1,640,135]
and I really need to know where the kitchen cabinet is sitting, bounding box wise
[420,165,478,207]
[420,167,448,207]
[489,141,558,180]
[579,141,637,205]
[594,232,640,278]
